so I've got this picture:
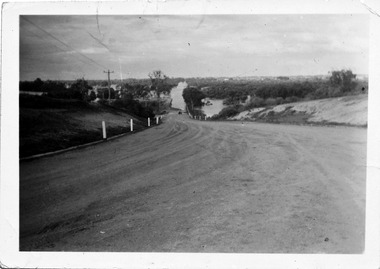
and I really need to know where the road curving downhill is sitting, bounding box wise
[20,111,367,253]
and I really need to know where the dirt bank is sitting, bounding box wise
[231,94,367,127]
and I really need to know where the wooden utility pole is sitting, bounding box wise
[103,70,114,101]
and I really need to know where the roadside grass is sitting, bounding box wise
[19,95,153,158]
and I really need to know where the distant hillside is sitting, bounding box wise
[231,94,367,127]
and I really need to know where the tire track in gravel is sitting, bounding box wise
[20,112,367,253]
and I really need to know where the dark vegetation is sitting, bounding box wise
[20,78,93,101]
[111,97,155,118]
[19,70,175,157]
[19,94,158,158]
[19,73,170,157]
[182,87,206,111]
[182,70,367,120]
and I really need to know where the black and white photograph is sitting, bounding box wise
[1,0,380,268]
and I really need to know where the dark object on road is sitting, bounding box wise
[178,111,182,114]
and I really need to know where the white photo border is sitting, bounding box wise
[1,0,379,268]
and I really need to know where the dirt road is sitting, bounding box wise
[20,112,367,253]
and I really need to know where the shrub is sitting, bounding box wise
[212,106,240,119]
[250,97,265,108]
[276,97,284,105]
[112,98,154,118]
[284,96,299,103]
[265,98,277,106]
[329,69,357,93]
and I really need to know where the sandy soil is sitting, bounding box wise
[232,94,367,126]
[20,112,366,253]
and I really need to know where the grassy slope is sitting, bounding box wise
[231,94,368,127]
[20,96,150,158]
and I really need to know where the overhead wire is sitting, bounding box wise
[22,27,90,66]
[85,16,125,82]
[21,16,108,70]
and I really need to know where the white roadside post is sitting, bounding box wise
[156,116,159,124]
[102,121,107,140]
[148,117,150,127]
[130,119,133,132]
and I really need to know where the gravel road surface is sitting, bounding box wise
[20,111,366,253]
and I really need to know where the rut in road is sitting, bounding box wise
[20,112,367,253]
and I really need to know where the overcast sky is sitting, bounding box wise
[20,14,369,81]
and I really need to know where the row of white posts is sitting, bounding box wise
[101,116,162,140]
[188,113,208,121]
[147,116,161,127]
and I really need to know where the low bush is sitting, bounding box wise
[212,106,240,119]
[245,97,265,109]
[284,96,299,103]
[111,98,155,118]
[276,97,284,105]
[265,98,277,106]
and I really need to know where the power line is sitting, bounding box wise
[22,27,90,66]
[21,16,108,70]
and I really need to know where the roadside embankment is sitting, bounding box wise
[230,94,367,127]
[20,95,155,158]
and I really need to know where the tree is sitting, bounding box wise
[19,78,45,92]
[33,78,44,91]
[122,83,149,99]
[98,87,115,100]
[329,69,357,93]
[148,70,171,112]
[70,78,93,101]
[101,80,109,87]
[182,87,206,110]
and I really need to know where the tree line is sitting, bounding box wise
[185,69,365,106]
[181,69,367,119]
[20,70,175,118]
